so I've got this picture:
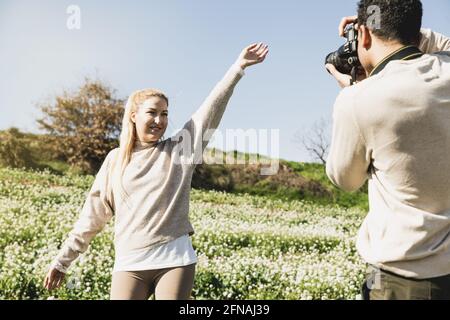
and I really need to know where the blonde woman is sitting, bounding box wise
[43,42,269,300]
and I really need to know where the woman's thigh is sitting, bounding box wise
[154,264,196,300]
[110,270,155,300]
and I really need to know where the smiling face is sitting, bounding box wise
[131,96,169,144]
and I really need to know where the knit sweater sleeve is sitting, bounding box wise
[419,28,450,53]
[326,90,371,192]
[172,63,245,165]
[49,150,116,273]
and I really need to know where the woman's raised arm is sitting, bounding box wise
[172,43,269,165]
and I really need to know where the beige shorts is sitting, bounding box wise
[110,263,196,300]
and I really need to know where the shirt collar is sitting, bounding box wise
[369,45,424,77]
[133,140,158,152]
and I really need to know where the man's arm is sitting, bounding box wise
[326,92,371,192]
[419,28,450,53]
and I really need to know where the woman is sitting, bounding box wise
[43,42,269,300]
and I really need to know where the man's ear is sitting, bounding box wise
[359,25,372,50]
[131,111,136,124]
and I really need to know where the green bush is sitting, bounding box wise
[0,128,36,169]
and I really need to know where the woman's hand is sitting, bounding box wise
[44,266,66,291]
[235,42,269,70]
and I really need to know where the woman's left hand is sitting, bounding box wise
[236,43,269,70]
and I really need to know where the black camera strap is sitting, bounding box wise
[350,67,358,86]
[369,45,424,77]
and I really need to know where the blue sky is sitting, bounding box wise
[1,0,449,162]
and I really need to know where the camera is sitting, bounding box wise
[325,23,361,81]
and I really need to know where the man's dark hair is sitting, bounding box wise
[357,0,423,45]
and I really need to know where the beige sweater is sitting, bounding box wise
[326,29,450,279]
[51,64,245,273]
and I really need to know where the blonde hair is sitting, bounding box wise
[105,88,169,210]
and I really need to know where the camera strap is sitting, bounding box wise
[369,45,424,77]
[350,67,358,85]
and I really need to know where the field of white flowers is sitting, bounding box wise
[0,167,367,300]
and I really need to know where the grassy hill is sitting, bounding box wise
[192,149,368,211]
[0,129,369,211]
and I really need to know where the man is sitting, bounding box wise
[325,0,450,300]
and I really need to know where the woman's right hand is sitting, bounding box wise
[44,266,66,291]
[235,42,269,70]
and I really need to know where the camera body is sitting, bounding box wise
[325,24,361,76]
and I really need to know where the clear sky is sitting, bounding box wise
[1,0,449,162]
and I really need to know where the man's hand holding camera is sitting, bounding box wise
[326,16,368,88]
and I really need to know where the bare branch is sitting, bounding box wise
[294,118,331,166]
